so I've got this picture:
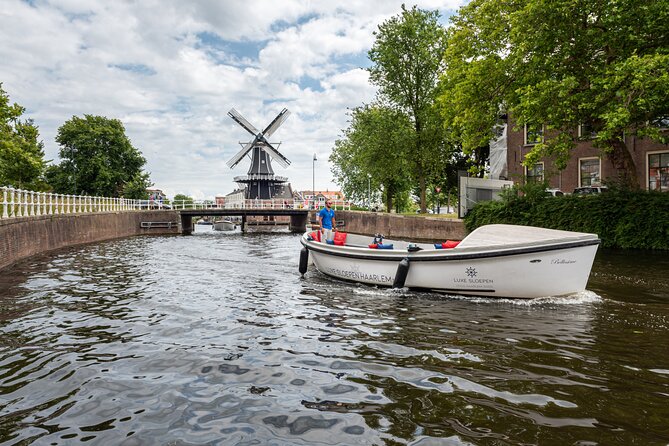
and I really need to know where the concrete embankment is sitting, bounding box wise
[323,210,466,242]
[0,211,180,271]
[1,209,465,272]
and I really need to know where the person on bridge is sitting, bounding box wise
[317,200,336,242]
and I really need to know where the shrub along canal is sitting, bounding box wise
[0,227,668,445]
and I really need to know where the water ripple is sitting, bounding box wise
[0,228,668,444]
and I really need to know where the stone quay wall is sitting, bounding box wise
[320,211,467,242]
[0,211,180,271]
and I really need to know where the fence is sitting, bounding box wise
[180,198,351,211]
[1,186,351,219]
[0,186,148,219]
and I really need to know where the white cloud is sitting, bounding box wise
[0,0,466,199]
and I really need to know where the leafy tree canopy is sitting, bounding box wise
[0,83,47,189]
[440,0,669,185]
[47,115,150,196]
[173,193,194,203]
[122,171,153,200]
[368,5,449,211]
[330,104,413,212]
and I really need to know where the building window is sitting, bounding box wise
[579,158,601,186]
[526,162,544,183]
[524,124,543,145]
[648,152,669,191]
[579,122,598,139]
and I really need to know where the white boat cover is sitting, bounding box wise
[456,224,598,249]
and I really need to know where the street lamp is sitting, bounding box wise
[367,173,371,211]
[312,153,317,209]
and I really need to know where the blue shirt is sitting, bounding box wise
[318,207,335,229]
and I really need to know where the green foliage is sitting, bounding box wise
[330,104,413,212]
[440,0,669,182]
[368,5,449,212]
[0,83,47,189]
[173,193,194,204]
[46,115,149,197]
[122,172,153,199]
[465,189,669,250]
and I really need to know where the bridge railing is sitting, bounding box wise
[0,186,155,219]
[1,186,352,219]
[172,199,351,211]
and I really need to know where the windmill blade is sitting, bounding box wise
[226,141,254,169]
[261,141,291,168]
[228,108,259,136]
[262,108,291,139]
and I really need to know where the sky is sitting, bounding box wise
[1,0,465,200]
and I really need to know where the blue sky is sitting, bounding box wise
[1,0,465,199]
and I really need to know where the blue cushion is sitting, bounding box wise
[434,243,443,249]
[326,239,335,245]
[377,243,393,249]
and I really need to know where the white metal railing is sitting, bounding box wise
[0,186,352,220]
[0,186,158,219]
[172,198,351,211]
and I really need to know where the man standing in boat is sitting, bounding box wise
[317,200,336,242]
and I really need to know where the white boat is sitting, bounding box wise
[196,219,213,225]
[213,218,236,231]
[299,224,600,299]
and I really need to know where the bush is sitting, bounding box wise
[464,188,669,250]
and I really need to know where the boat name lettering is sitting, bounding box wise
[454,278,494,284]
[329,268,393,283]
[551,258,576,264]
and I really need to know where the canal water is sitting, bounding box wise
[0,227,667,445]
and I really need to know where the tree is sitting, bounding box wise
[0,83,47,189]
[440,0,669,186]
[368,5,448,212]
[122,172,153,199]
[173,193,194,204]
[330,105,413,212]
[47,115,150,196]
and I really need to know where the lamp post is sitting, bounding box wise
[312,153,317,209]
[367,173,371,211]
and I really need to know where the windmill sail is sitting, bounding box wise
[228,108,260,136]
[262,108,291,139]
[226,141,253,169]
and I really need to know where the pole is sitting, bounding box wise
[312,153,317,209]
[72,147,76,195]
[367,174,371,211]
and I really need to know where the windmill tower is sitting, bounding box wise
[226,108,292,199]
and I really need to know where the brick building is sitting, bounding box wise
[503,120,669,193]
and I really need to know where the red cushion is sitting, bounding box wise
[334,231,347,244]
[442,240,460,249]
[333,240,345,246]
[368,243,378,249]
[309,231,321,242]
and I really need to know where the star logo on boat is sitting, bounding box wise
[465,267,477,278]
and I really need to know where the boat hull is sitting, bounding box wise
[213,221,236,231]
[308,244,598,298]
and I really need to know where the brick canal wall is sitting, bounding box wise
[322,211,467,242]
[0,211,180,271]
[1,210,466,272]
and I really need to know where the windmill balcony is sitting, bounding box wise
[234,175,288,182]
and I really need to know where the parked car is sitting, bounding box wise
[545,188,565,197]
[573,186,608,195]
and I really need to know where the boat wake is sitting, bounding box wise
[441,289,602,306]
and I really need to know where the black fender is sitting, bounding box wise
[393,257,410,288]
[299,247,309,275]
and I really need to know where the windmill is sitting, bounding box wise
[226,108,292,199]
